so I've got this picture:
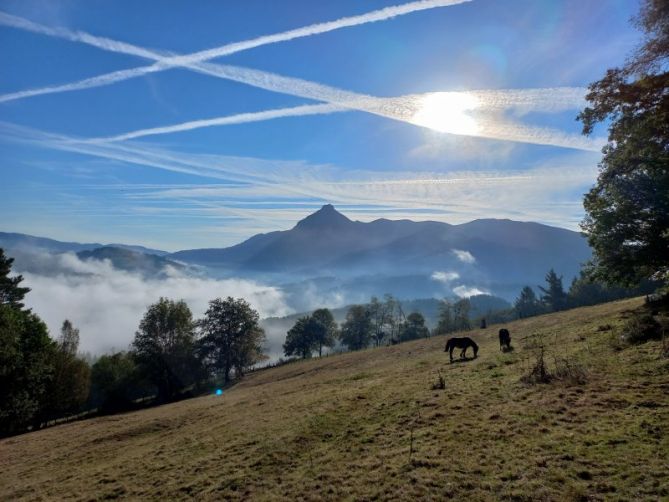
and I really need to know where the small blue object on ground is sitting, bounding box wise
[215,388,223,396]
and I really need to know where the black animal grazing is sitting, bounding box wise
[444,337,479,362]
[498,328,511,351]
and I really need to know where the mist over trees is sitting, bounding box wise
[1,246,275,436]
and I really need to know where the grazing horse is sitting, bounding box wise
[498,328,511,351]
[444,337,479,362]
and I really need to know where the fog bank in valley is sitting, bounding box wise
[18,252,292,355]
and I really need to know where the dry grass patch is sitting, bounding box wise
[1,297,668,500]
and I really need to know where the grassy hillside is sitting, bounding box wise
[1,298,667,500]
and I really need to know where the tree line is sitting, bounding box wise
[512,268,657,321]
[283,294,430,358]
[0,248,266,436]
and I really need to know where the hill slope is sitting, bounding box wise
[1,298,667,500]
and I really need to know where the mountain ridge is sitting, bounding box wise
[1,206,592,302]
[0,231,168,256]
[169,206,590,281]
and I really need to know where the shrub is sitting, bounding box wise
[620,312,662,344]
[553,357,588,385]
[521,346,551,384]
[431,371,445,390]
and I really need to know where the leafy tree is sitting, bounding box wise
[435,300,454,334]
[132,298,199,400]
[400,312,430,342]
[310,308,337,356]
[59,320,79,356]
[0,249,56,434]
[339,305,372,351]
[384,294,403,343]
[568,270,658,308]
[539,269,568,312]
[38,320,91,424]
[368,296,393,346]
[198,297,266,383]
[0,248,30,309]
[90,352,144,412]
[514,286,543,318]
[368,296,385,346]
[452,299,471,331]
[578,0,669,287]
[0,305,55,434]
[283,316,316,359]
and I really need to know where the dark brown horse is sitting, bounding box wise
[498,328,511,351]
[444,337,479,362]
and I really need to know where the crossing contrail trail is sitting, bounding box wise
[0,0,470,103]
[0,5,601,151]
[90,88,592,148]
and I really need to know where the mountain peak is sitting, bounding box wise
[295,204,352,230]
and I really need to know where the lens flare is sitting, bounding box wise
[412,92,480,135]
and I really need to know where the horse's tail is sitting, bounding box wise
[444,339,452,352]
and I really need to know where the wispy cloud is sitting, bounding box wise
[0,0,470,102]
[0,120,599,236]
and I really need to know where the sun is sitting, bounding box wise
[412,92,480,135]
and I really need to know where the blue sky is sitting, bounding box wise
[0,0,641,251]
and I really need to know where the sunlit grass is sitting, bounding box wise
[1,297,667,500]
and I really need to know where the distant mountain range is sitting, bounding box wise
[0,233,183,278]
[76,247,184,277]
[0,232,168,256]
[169,204,591,300]
[1,205,592,303]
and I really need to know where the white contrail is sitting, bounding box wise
[89,87,589,143]
[0,7,599,150]
[0,11,163,60]
[0,0,470,102]
[93,103,344,142]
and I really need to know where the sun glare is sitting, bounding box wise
[412,92,480,135]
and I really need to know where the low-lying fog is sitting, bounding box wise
[17,252,293,357]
